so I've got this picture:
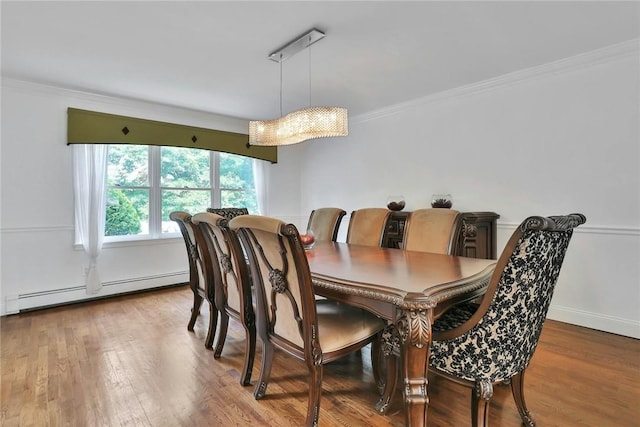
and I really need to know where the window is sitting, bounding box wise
[105,145,257,239]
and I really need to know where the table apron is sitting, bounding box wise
[313,281,397,321]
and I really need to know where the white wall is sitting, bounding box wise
[300,42,640,338]
[2,42,638,339]
[0,80,301,314]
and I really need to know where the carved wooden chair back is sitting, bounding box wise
[346,208,391,247]
[192,212,256,386]
[402,208,461,254]
[206,207,249,220]
[169,211,217,348]
[306,207,347,242]
[230,214,385,427]
[430,213,586,427]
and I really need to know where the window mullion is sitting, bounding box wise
[211,151,220,208]
[149,146,162,236]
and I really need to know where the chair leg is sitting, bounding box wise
[376,351,398,414]
[213,311,229,358]
[471,380,493,427]
[204,303,217,350]
[239,322,256,386]
[305,364,323,427]
[187,293,203,331]
[371,334,384,394]
[254,341,274,400]
[511,371,536,427]
[376,325,399,414]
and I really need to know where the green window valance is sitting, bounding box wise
[67,108,277,163]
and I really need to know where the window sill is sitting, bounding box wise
[74,234,183,251]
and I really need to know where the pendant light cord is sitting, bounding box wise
[279,53,283,116]
[277,34,315,115]
[308,34,312,107]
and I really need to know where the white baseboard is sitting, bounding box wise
[1,271,188,315]
[547,305,640,339]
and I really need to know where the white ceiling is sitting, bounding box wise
[2,1,639,121]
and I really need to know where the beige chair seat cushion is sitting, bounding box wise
[315,299,384,353]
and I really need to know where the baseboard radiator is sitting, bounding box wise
[3,271,188,315]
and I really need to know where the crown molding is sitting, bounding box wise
[4,38,638,129]
[1,77,249,133]
[353,39,640,124]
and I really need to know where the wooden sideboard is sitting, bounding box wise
[382,211,409,249]
[381,210,500,260]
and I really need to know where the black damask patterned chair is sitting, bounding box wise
[170,211,217,349]
[429,213,586,427]
[192,212,256,386]
[207,207,249,220]
[230,215,386,427]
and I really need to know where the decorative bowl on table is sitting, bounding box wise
[431,193,453,209]
[300,229,315,250]
[386,195,406,211]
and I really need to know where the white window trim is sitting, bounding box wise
[96,145,255,244]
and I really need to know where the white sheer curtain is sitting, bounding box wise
[252,159,270,215]
[73,144,108,294]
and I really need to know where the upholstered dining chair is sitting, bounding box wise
[306,207,347,242]
[371,208,463,411]
[170,211,217,349]
[402,208,461,254]
[346,208,391,247]
[230,215,386,427]
[429,213,586,427]
[192,212,256,386]
[207,207,249,220]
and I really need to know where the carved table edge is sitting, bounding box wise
[312,267,493,311]
[312,277,437,309]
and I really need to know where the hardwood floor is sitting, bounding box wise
[1,285,638,426]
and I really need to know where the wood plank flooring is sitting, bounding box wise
[1,285,639,426]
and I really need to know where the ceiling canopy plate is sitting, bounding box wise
[268,28,326,63]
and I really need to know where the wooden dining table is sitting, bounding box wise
[306,241,497,427]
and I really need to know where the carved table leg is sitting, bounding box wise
[398,307,433,427]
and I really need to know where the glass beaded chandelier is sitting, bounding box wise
[248,28,348,146]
